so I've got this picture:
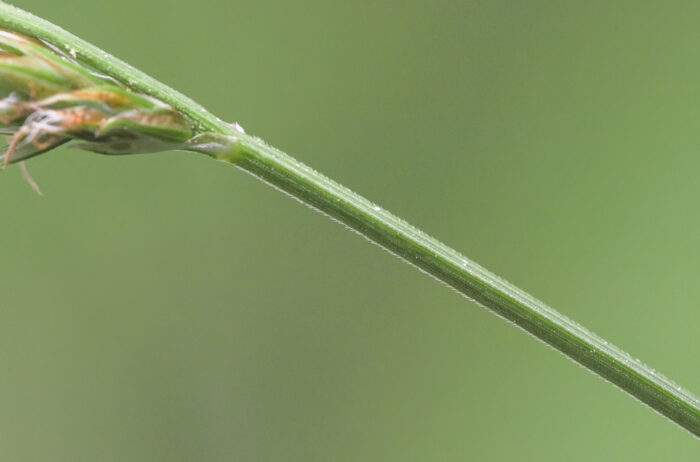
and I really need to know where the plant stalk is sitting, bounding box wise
[1,2,697,436]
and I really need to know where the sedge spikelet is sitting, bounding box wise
[0,28,194,167]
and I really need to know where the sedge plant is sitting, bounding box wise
[0,2,697,437]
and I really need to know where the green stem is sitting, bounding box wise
[1,2,697,436]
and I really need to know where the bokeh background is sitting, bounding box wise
[1,1,698,460]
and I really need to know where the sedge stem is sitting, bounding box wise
[1,1,697,436]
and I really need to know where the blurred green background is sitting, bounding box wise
[1,0,698,460]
